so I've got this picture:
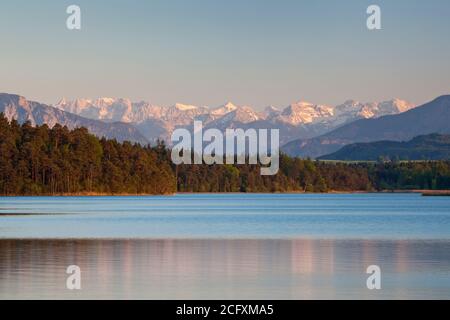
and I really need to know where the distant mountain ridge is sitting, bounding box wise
[319,134,450,161]
[0,92,424,149]
[55,97,415,145]
[282,95,450,158]
[0,93,149,144]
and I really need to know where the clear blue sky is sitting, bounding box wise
[1,0,449,109]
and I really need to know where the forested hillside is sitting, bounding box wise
[283,95,450,158]
[1,113,450,195]
[319,134,450,161]
[0,114,175,195]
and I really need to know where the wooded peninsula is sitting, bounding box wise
[1,114,450,196]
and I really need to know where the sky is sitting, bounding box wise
[0,0,450,109]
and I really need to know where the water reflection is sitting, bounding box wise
[0,239,449,299]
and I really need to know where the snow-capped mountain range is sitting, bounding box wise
[0,94,148,144]
[282,95,450,159]
[54,98,416,144]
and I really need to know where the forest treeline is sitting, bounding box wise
[0,114,175,195]
[1,113,450,195]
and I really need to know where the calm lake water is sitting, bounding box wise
[0,193,449,299]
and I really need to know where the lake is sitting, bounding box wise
[0,193,449,299]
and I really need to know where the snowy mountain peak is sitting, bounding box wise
[93,97,116,108]
[232,105,261,122]
[291,101,314,108]
[332,99,416,126]
[265,105,280,112]
[56,97,68,106]
[383,99,415,113]
[287,101,332,112]
[278,101,334,125]
[54,96,418,146]
[211,102,238,116]
[174,103,198,111]
[73,98,93,109]
[224,102,237,109]
[263,106,281,119]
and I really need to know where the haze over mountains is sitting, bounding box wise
[0,94,148,144]
[5,92,449,161]
[319,134,450,161]
[282,95,450,158]
[54,97,415,145]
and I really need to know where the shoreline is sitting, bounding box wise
[1,190,450,197]
[1,237,449,242]
[0,192,176,197]
[421,190,450,196]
